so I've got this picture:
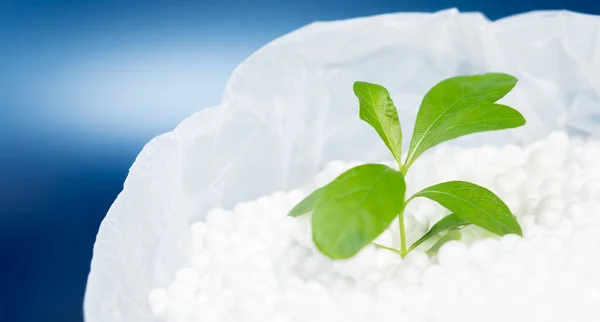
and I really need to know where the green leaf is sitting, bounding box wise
[353,81,403,167]
[426,229,462,256]
[288,188,323,217]
[408,214,469,252]
[410,181,522,237]
[312,164,406,259]
[405,73,525,171]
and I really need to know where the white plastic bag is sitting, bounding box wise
[84,8,600,322]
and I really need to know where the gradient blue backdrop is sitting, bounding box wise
[1,1,598,321]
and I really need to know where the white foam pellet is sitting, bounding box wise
[579,179,600,201]
[205,208,234,232]
[537,209,562,227]
[205,230,231,250]
[288,189,306,204]
[437,240,469,266]
[528,150,560,169]
[272,313,293,322]
[468,241,496,268]
[166,298,191,322]
[374,229,394,247]
[190,221,208,237]
[222,266,251,290]
[375,248,402,268]
[209,252,235,274]
[459,226,479,244]
[191,252,212,273]
[147,288,168,317]
[405,251,429,270]
[500,234,523,252]
[534,195,565,214]
[580,145,600,168]
[538,179,562,196]
[174,267,201,290]
[522,198,540,214]
[187,303,220,322]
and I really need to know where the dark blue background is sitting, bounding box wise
[1,1,598,321]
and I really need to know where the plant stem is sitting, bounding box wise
[399,210,407,258]
[373,243,402,255]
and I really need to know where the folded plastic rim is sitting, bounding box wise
[84,8,600,322]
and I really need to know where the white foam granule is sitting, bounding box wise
[147,132,600,322]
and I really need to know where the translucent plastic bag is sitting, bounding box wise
[84,8,600,322]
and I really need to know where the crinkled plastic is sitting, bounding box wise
[84,8,600,322]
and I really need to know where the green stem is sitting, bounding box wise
[373,243,402,255]
[399,210,406,257]
[399,164,407,175]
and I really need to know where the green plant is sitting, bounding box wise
[288,73,525,259]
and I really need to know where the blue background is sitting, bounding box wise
[1,1,598,321]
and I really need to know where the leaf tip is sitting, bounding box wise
[353,81,366,93]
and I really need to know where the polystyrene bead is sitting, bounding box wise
[524,225,550,238]
[287,244,312,266]
[544,235,564,252]
[564,202,591,226]
[168,281,195,302]
[397,266,421,286]
[247,251,274,275]
[493,172,516,193]
[374,230,394,247]
[276,289,306,316]
[301,254,332,278]
[537,209,562,228]
[205,208,234,232]
[528,150,561,169]
[271,313,293,322]
[437,240,469,266]
[232,292,267,319]
[375,248,402,268]
[175,267,201,290]
[190,221,208,237]
[147,288,168,317]
[328,160,352,176]
[459,226,479,244]
[205,231,232,250]
[340,292,374,318]
[421,264,447,289]
[186,303,220,322]
[402,212,417,233]
[534,195,565,214]
[580,146,600,168]
[539,179,562,196]
[547,131,570,149]
[520,214,537,231]
[468,241,496,268]
[579,179,600,201]
[405,251,429,270]
[288,189,306,205]
[236,236,268,262]
[222,266,251,290]
[499,234,522,252]
[552,219,574,239]
[191,252,212,273]
[232,202,253,220]
[333,246,376,278]
[569,228,599,252]
[166,298,191,322]
[493,254,523,276]
[562,176,586,198]
[209,252,235,274]
[522,198,540,214]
